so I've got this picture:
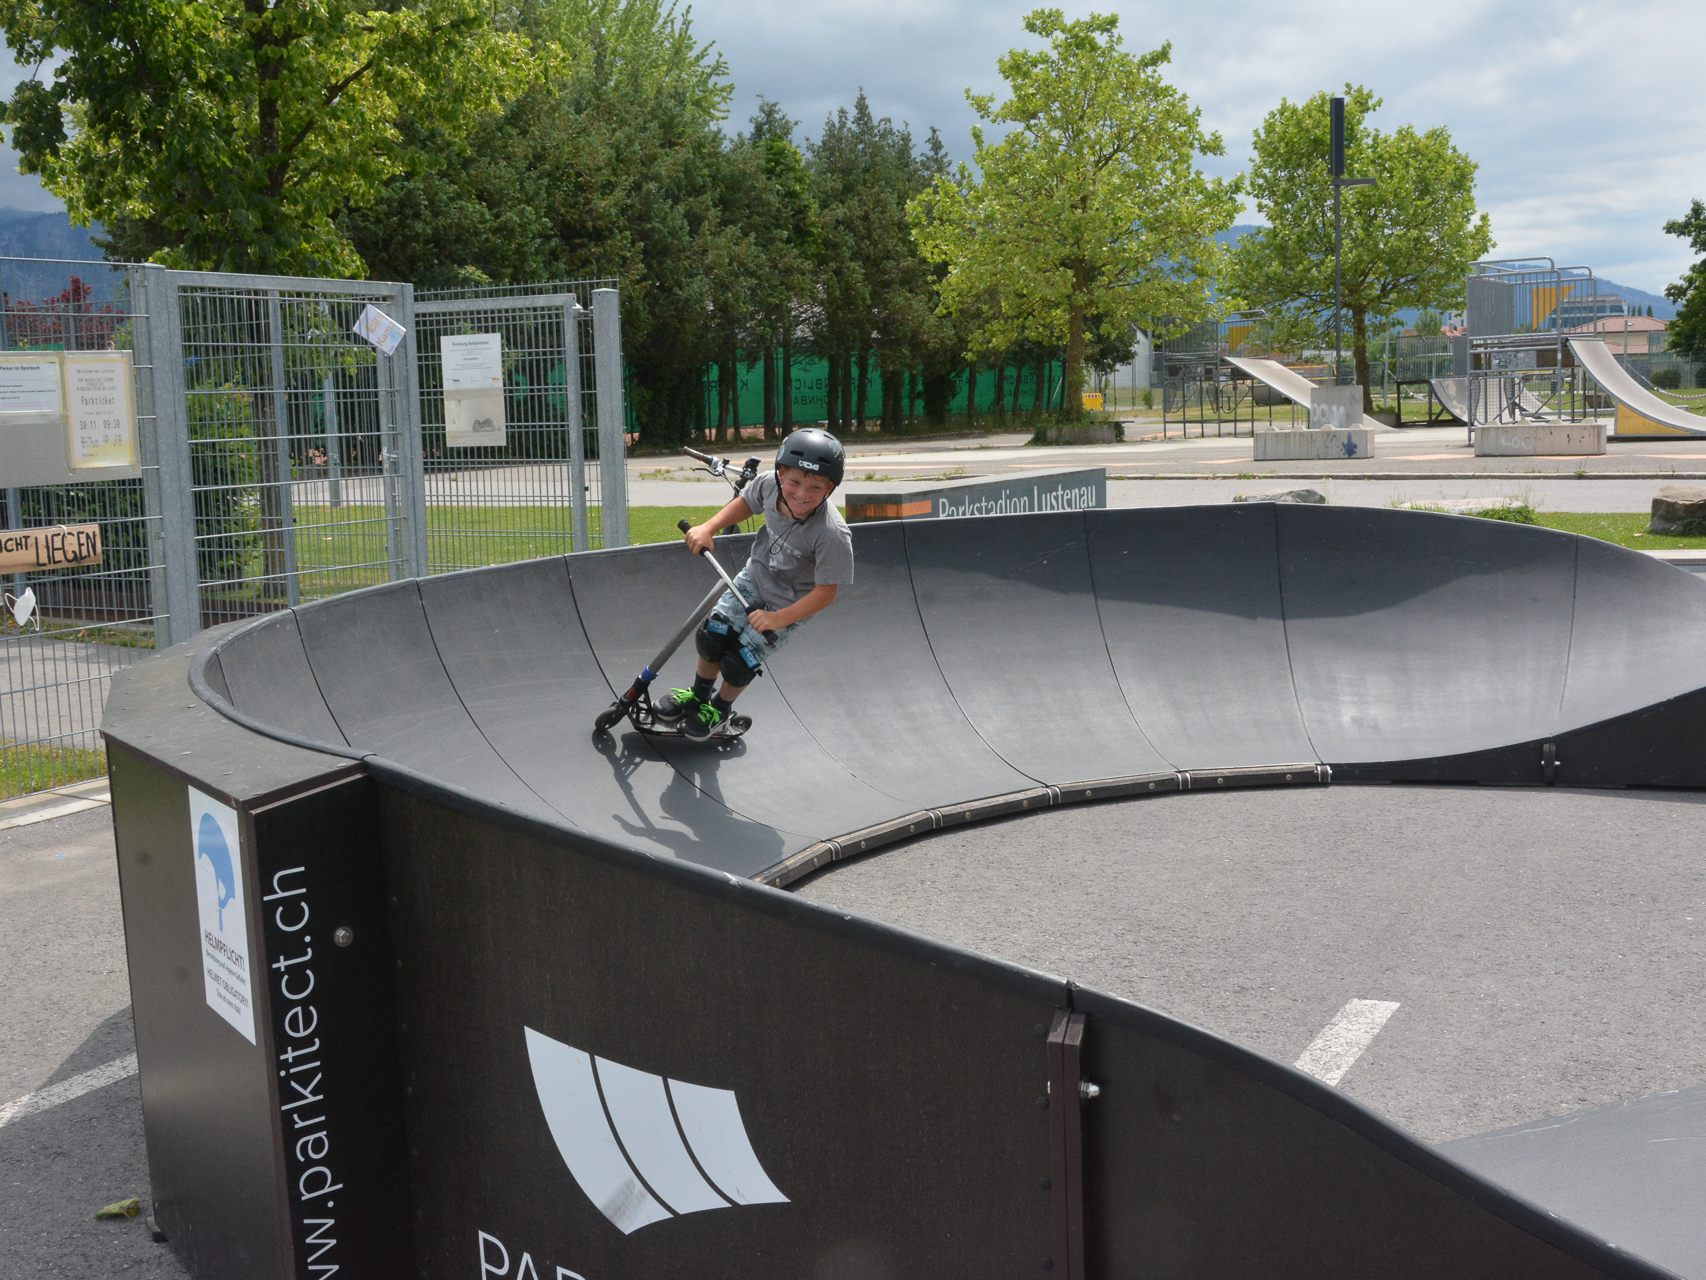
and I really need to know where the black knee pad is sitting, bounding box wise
[695,613,735,663]
[719,642,763,689]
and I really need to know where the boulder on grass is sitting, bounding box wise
[1649,486,1706,536]
[1233,487,1326,505]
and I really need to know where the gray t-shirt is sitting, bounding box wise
[739,470,855,610]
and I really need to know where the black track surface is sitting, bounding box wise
[187,504,1706,1276]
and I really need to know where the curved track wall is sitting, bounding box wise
[104,505,1705,1279]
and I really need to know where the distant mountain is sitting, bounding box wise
[1213,224,1676,322]
[0,208,119,307]
[1597,279,1676,321]
[0,207,103,262]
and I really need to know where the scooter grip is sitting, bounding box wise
[677,518,693,534]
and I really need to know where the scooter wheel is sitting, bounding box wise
[593,705,625,732]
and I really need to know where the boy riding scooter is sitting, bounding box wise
[655,427,855,737]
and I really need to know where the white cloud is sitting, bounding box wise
[5,3,1702,288]
[700,0,1706,291]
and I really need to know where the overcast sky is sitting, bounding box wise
[3,0,1702,293]
[693,0,1705,294]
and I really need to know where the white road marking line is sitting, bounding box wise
[0,797,107,830]
[0,1054,139,1129]
[1294,999,1400,1086]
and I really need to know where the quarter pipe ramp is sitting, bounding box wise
[1226,355,1386,429]
[1571,337,1706,437]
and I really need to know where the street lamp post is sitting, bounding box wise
[1330,96,1375,386]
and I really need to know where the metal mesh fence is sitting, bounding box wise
[1,259,629,799]
[414,285,605,570]
[166,275,416,628]
[1,258,157,798]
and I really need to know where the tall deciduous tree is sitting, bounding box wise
[1228,85,1493,412]
[349,0,738,444]
[909,9,1237,417]
[1664,200,1706,362]
[0,1,527,274]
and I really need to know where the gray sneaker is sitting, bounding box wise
[682,701,724,738]
[653,688,699,722]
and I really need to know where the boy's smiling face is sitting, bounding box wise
[778,465,835,517]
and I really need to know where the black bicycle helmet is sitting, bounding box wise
[775,427,845,485]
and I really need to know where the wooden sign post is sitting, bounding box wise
[0,524,104,573]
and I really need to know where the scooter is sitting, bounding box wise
[592,447,769,742]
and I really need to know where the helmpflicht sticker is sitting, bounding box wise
[190,787,256,1044]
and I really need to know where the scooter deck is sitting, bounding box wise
[638,713,752,742]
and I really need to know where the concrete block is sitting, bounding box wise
[1252,428,1375,461]
[1310,385,1364,430]
[1473,422,1606,456]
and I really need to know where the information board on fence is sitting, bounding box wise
[441,333,507,448]
[64,351,139,470]
[0,523,103,573]
[842,467,1107,523]
[0,354,62,414]
[0,349,141,485]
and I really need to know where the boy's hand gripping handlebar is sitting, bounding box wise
[677,519,776,642]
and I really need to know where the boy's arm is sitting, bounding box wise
[750,583,838,633]
[685,497,752,554]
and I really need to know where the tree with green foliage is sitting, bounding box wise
[737,102,820,437]
[909,9,1237,418]
[345,0,738,444]
[0,1,528,275]
[1227,85,1492,412]
[1664,201,1706,362]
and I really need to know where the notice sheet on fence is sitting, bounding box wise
[442,332,507,448]
[63,351,139,470]
[0,354,62,415]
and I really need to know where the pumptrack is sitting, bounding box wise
[107,504,1706,1279]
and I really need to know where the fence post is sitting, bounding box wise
[564,299,591,553]
[143,267,201,647]
[265,290,301,605]
[388,284,429,579]
[591,288,629,549]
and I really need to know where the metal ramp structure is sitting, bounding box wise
[1224,355,1387,430]
[1570,337,1706,438]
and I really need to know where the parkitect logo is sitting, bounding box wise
[523,1027,788,1234]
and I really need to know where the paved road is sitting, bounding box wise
[0,804,186,1280]
[633,423,1706,514]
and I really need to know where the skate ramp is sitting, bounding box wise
[1431,375,1471,422]
[1225,355,1386,429]
[1571,337,1706,437]
[109,503,1706,1280]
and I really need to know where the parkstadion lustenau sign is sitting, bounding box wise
[843,466,1106,523]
